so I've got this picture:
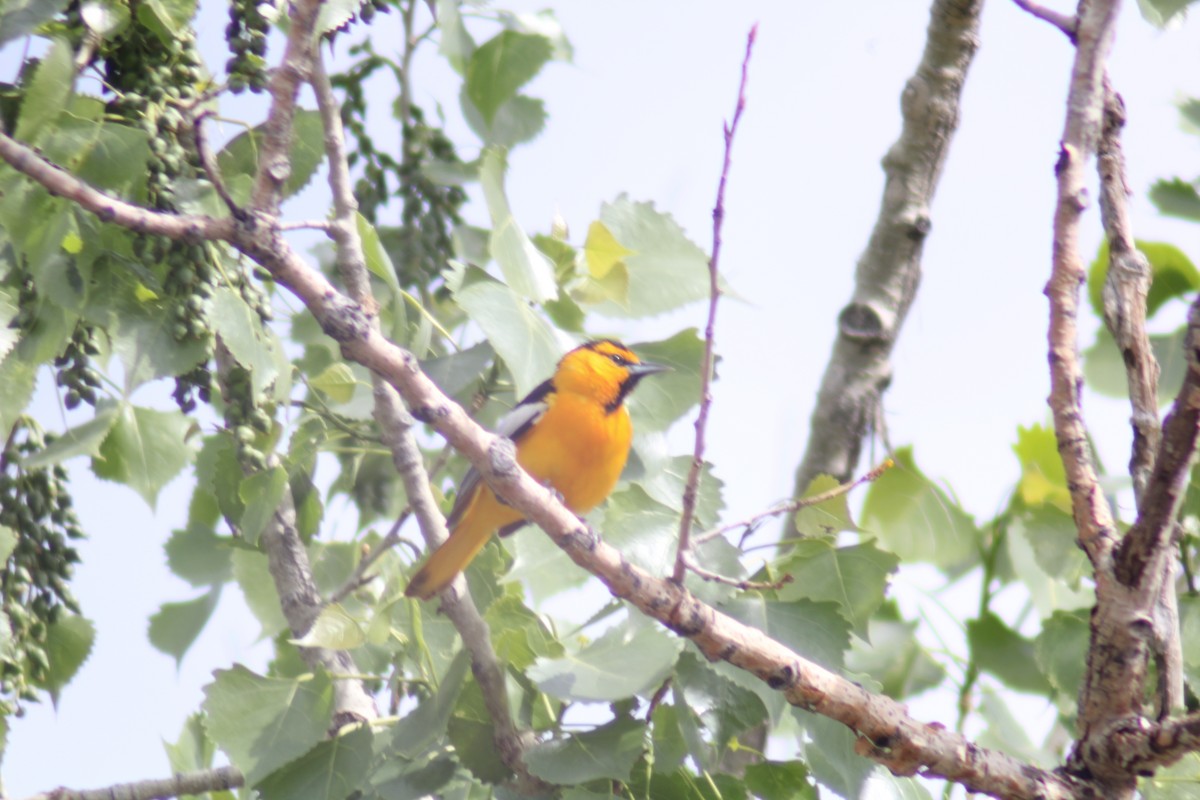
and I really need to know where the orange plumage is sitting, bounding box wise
[404,340,666,600]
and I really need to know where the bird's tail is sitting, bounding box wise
[404,513,493,600]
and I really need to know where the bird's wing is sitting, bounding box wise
[444,378,555,530]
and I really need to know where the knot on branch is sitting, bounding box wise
[488,437,519,478]
[838,302,890,343]
[319,292,373,343]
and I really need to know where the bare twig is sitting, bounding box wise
[280,218,335,232]
[674,25,756,583]
[784,0,983,535]
[1012,0,1078,39]
[24,766,243,800]
[682,552,793,591]
[191,109,243,219]
[695,458,892,547]
[1096,79,1181,718]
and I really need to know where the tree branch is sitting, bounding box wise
[309,50,543,789]
[1096,79,1181,718]
[26,766,243,800]
[675,24,756,583]
[784,0,983,533]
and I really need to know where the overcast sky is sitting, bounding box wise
[4,1,1200,796]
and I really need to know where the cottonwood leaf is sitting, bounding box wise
[525,718,646,784]
[93,403,193,508]
[164,525,233,587]
[860,446,978,570]
[21,405,118,469]
[149,588,221,666]
[202,666,333,786]
[1150,178,1200,222]
[36,614,95,703]
[968,612,1051,694]
[1034,609,1090,699]
[478,148,557,301]
[452,265,559,397]
[464,31,552,126]
[216,109,325,204]
[15,37,74,143]
[0,0,71,46]
[257,724,372,800]
[237,466,288,547]
[291,603,365,651]
[775,540,898,637]
[529,622,682,702]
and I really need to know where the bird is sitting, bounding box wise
[404,339,668,600]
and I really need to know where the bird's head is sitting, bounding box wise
[554,339,668,412]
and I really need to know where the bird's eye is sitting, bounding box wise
[608,353,627,366]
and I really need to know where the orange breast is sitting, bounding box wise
[514,392,633,514]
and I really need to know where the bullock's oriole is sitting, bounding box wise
[404,339,667,600]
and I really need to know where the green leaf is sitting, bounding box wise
[447,680,511,783]
[232,548,289,639]
[524,718,646,784]
[1088,239,1200,318]
[793,474,859,540]
[0,289,19,363]
[776,540,898,637]
[1136,0,1197,27]
[93,403,194,508]
[164,713,217,775]
[137,0,196,44]
[0,527,15,563]
[967,612,1051,694]
[1142,753,1200,798]
[257,724,372,800]
[675,653,768,753]
[797,710,874,800]
[1010,504,1089,586]
[860,446,979,570]
[314,0,360,38]
[36,614,95,702]
[80,0,131,39]
[462,91,547,148]
[846,609,946,699]
[452,267,559,398]
[478,148,557,301]
[0,0,71,47]
[196,433,245,527]
[149,588,221,666]
[420,341,495,398]
[436,0,475,73]
[310,362,359,404]
[626,329,704,433]
[216,109,326,204]
[211,287,279,397]
[113,306,209,390]
[484,594,563,670]
[977,688,1053,767]
[390,650,469,759]
[1149,178,1200,223]
[15,37,74,143]
[291,603,365,651]
[1034,609,1090,700]
[202,665,334,786]
[0,356,37,443]
[370,757,458,800]
[21,405,118,469]
[634,449,724,529]
[744,760,817,800]
[721,596,850,673]
[357,212,402,295]
[464,31,553,126]
[165,524,234,587]
[238,466,288,547]
[585,196,711,318]
[528,622,683,702]
[1012,424,1070,512]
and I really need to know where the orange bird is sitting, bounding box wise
[405,340,667,600]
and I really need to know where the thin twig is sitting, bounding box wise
[1012,0,1078,39]
[24,766,244,800]
[682,552,793,592]
[191,109,243,219]
[694,458,892,547]
[673,24,756,584]
[280,218,335,232]
[327,511,409,606]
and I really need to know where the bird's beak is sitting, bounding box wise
[629,361,670,377]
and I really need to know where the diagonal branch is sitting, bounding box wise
[783,0,983,533]
[675,24,756,583]
[309,51,543,789]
